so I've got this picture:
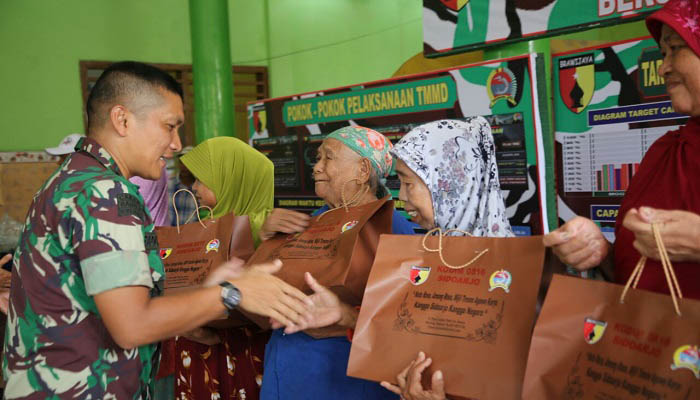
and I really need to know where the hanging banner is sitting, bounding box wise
[423,0,667,57]
[248,54,554,235]
[552,37,686,242]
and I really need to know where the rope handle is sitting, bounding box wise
[172,188,212,233]
[421,227,489,269]
[316,178,370,220]
[619,223,683,316]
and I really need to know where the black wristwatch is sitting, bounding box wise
[219,281,242,312]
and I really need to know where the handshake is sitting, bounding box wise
[202,258,338,332]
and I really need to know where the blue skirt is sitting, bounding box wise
[261,329,398,399]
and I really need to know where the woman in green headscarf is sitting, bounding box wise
[183,136,274,246]
[173,136,274,400]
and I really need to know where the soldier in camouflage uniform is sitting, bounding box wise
[3,62,311,399]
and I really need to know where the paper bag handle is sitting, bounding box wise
[317,178,371,220]
[619,223,683,316]
[421,227,489,269]
[172,188,213,233]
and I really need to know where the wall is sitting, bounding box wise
[1,0,191,151]
[0,0,423,151]
[265,0,423,97]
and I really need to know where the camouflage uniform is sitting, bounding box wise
[3,137,164,399]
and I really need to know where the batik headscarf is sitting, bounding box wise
[326,126,394,185]
[646,0,700,57]
[391,118,513,237]
[180,137,274,246]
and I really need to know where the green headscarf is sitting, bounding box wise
[180,137,274,246]
[326,126,395,185]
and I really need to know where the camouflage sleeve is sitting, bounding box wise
[70,178,153,295]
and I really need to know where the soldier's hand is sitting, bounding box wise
[203,257,245,287]
[230,259,312,328]
[543,216,610,271]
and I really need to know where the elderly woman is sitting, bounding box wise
[286,118,513,400]
[382,118,512,400]
[260,126,416,400]
[545,0,700,301]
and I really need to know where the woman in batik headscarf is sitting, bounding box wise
[375,118,512,400]
[390,118,512,236]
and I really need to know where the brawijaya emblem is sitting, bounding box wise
[583,318,607,345]
[409,266,431,286]
[159,248,172,260]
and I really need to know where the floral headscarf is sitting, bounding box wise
[326,126,394,184]
[646,0,700,57]
[391,118,513,237]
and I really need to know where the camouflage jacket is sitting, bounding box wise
[3,137,164,399]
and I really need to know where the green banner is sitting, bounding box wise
[282,76,457,127]
[423,1,664,57]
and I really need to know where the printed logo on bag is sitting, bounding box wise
[341,220,359,233]
[583,318,607,345]
[159,248,172,260]
[206,239,220,253]
[488,269,512,292]
[487,67,517,108]
[409,266,431,285]
[670,344,700,379]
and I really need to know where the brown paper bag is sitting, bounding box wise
[155,190,255,328]
[347,232,546,399]
[244,196,394,306]
[155,212,254,291]
[523,268,700,397]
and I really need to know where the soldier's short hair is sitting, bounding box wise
[86,61,183,134]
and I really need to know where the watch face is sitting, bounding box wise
[221,282,241,309]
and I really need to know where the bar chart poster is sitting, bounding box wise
[552,37,686,240]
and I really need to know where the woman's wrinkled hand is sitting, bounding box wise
[381,352,447,400]
[543,216,610,270]
[623,207,700,263]
[270,272,356,334]
[259,208,311,241]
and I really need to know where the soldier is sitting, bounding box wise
[2,62,311,399]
